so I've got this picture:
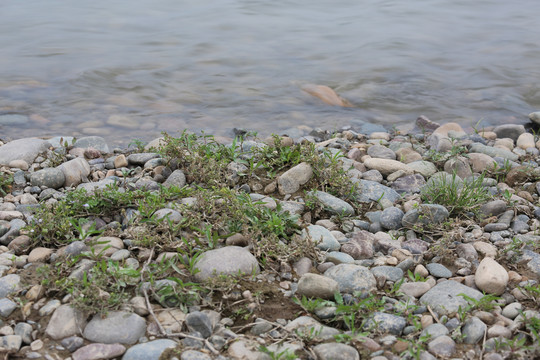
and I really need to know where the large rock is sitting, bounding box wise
[324,264,376,295]
[45,304,87,340]
[420,280,483,316]
[83,311,146,345]
[57,158,91,187]
[278,162,313,195]
[0,138,50,166]
[297,273,339,300]
[194,246,260,282]
[475,257,508,295]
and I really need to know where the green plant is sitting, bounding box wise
[421,172,491,216]
[0,172,12,196]
[259,346,298,360]
[407,270,426,282]
[457,293,502,320]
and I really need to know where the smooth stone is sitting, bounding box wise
[77,177,120,194]
[367,145,396,160]
[113,154,128,168]
[301,225,340,251]
[501,302,522,319]
[395,147,422,163]
[325,251,355,264]
[517,133,535,150]
[83,311,146,345]
[444,156,472,179]
[362,169,383,182]
[324,264,376,295]
[468,152,497,173]
[127,153,160,166]
[58,158,91,187]
[30,168,66,189]
[45,304,87,340]
[426,263,452,278]
[122,339,177,360]
[478,200,507,219]
[364,312,407,335]
[475,257,508,295]
[427,335,455,357]
[180,350,213,360]
[462,317,487,344]
[363,158,412,176]
[379,207,404,230]
[162,170,186,188]
[194,246,260,282]
[313,343,360,360]
[469,143,519,161]
[370,266,404,283]
[400,281,431,298]
[278,162,313,195]
[421,323,449,339]
[38,299,61,317]
[73,136,110,154]
[297,273,339,299]
[484,223,509,232]
[72,343,126,360]
[407,161,438,178]
[493,124,525,142]
[420,280,483,316]
[308,190,354,216]
[0,138,50,166]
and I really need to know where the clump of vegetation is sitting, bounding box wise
[420,172,490,216]
[0,171,13,196]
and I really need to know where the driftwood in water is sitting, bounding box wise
[301,84,353,107]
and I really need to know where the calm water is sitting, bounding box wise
[1,0,540,146]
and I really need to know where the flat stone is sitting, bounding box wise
[469,143,519,161]
[420,280,483,316]
[308,190,354,216]
[297,273,339,300]
[391,174,426,194]
[0,138,50,166]
[30,168,66,189]
[45,304,87,340]
[367,145,396,160]
[363,158,412,176]
[475,257,508,295]
[408,161,438,178]
[122,339,177,360]
[194,246,260,282]
[324,264,376,295]
[426,263,452,278]
[83,311,146,345]
[302,225,340,252]
[127,153,160,166]
[325,251,355,264]
[313,343,359,360]
[400,282,432,298]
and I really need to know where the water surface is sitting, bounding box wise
[1,0,539,145]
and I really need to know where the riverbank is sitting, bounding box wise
[0,116,540,359]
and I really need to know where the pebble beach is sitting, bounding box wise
[2,113,540,360]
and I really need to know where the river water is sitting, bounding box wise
[1,0,540,146]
